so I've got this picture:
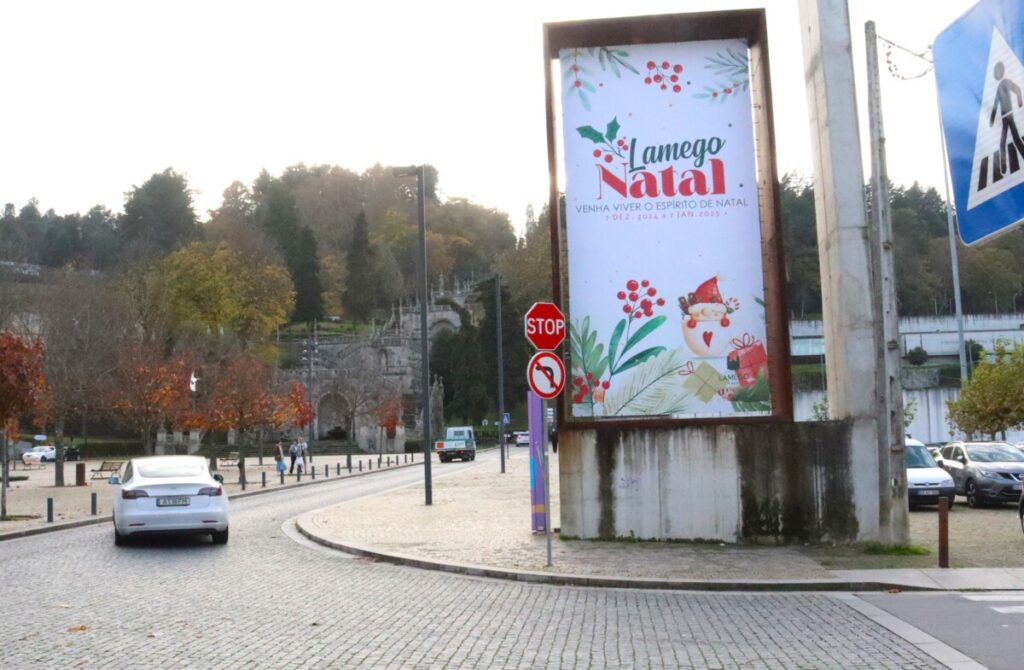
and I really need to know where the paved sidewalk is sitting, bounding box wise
[300,449,1024,591]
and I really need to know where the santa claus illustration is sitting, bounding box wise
[678,275,739,357]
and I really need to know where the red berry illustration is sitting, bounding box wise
[622,305,631,314]
[647,287,656,296]
[644,77,652,85]
[634,310,643,319]
[571,64,579,72]
[724,88,732,94]
[604,154,614,163]
[661,61,669,69]
[628,292,638,302]
[601,380,610,390]
[673,64,683,73]
[574,80,582,88]
[673,85,682,93]
[593,149,601,158]
[640,298,652,309]
[641,279,649,287]
[656,298,665,306]
[660,84,667,90]
[670,75,679,83]
[626,279,639,291]
[616,291,626,299]
[647,61,655,69]
[720,317,730,327]
[653,74,662,83]
[712,92,718,98]
[592,379,600,388]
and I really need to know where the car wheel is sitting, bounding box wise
[946,495,956,511]
[1019,507,1024,536]
[114,527,129,547]
[211,528,229,545]
[966,480,982,508]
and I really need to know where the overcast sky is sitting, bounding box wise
[1,0,975,233]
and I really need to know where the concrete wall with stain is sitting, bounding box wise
[560,420,877,543]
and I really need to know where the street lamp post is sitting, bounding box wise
[393,165,432,505]
[495,275,506,474]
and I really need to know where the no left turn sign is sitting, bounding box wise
[527,351,565,400]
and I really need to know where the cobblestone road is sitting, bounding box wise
[0,455,946,669]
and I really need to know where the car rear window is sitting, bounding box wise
[136,461,206,478]
[964,445,1024,463]
[905,445,936,468]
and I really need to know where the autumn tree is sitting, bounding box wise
[158,241,295,348]
[204,354,277,476]
[0,333,45,519]
[947,343,1024,439]
[109,344,192,455]
[36,272,127,485]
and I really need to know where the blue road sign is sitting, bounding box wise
[935,0,1024,245]
[503,412,511,425]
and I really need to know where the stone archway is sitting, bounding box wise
[316,393,351,441]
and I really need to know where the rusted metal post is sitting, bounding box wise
[938,497,949,568]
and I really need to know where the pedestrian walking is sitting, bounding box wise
[294,449,305,476]
[301,438,311,465]
[289,439,299,474]
[275,440,287,477]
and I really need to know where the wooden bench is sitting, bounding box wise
[217,452,239,468]
[90,461,124,480]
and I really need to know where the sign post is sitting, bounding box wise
[935,0,1024,244]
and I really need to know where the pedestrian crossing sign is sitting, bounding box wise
[936,0,1024,245]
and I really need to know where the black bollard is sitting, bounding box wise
[337,463,340,476]
[312,465,316,480]
[359,461,362,472]
[297,469,302,482]
[387,456,391,467]
[280,470,285,485]
[47,497,53,523]
[347,453,352,473]
[262,471,267,488]
[241,474,246,491]
[91,492,97,516]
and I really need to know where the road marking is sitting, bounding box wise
[991,606,1024,614]
[963,595,1024,602]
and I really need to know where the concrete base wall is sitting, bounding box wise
[559,420,897,544]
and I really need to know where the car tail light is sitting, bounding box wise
[122,489,149,499]
[197,486,223,496]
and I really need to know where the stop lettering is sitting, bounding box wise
[524,302,566,350]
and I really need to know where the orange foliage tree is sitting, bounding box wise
[203,354,277,473]
[109,344,192,455]
[0,333,46,518]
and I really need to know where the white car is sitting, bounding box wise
[514,432,530,447]
[112,455,230,546]
[906,438,956,509]
[21,445,55,465]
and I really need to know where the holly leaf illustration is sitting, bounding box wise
[576,125,606,145]
[605,117,620,142]
[606,319,626,374]
[621,315,666,360]
[615,346,666,375]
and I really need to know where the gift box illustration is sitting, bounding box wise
[678,275,739,357]
[726,333,768,387]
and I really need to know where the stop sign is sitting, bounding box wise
[524,302,566,350]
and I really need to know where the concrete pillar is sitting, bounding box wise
[798,0,907,542]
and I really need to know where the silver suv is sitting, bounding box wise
[939,442,1024,508]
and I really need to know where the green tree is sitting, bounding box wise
[947,343,1024,438]
[119,168,199,258]
[344,211,375,321]
[474,277,531,413]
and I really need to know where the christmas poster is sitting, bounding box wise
[558,39,771,419]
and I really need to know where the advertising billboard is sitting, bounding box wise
[544,12,790,425]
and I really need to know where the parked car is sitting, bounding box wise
[514,431,530,447]
[905,438,955,509]
[111,455,229,546]
[21,445,55,465]
[939,441,1024,508]
[63,445,81,461]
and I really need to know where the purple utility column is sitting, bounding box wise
[528,390,546,532]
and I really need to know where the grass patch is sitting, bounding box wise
[862,543,930,556]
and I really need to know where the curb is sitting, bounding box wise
[0,459,421,543]
[293,515,938,593]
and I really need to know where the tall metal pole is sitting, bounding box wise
[1,431,8,519]
[938,118,969,383]
[496,275,506,474]
[416,165,433,505]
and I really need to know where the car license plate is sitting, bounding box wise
[156,497,190,507]
[1011,484,1022,491]
[918,490,939,496]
